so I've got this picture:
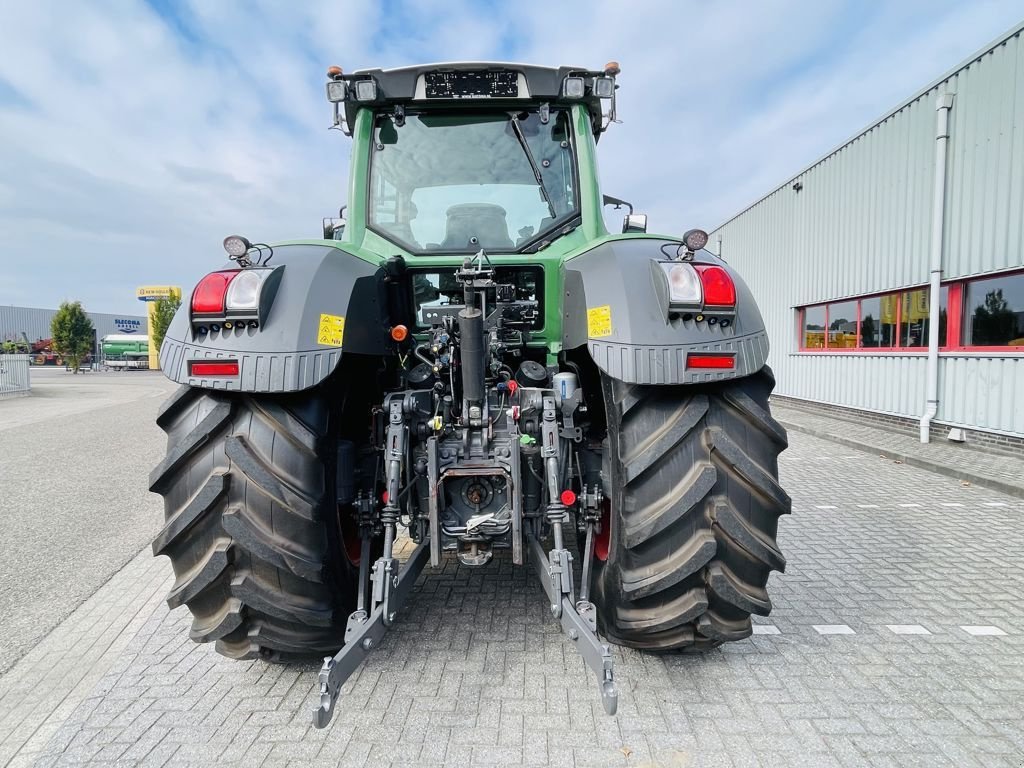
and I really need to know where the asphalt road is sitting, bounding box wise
[0,368,176,675]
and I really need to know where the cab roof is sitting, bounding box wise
[336,61,613,137]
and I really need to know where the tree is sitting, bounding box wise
[971,289,1017,345]
[150,295,182,354]
[860,314,877,347]
[51,301,94,373]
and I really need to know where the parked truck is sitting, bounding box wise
[101,334,150,370]
[150,61,790,726]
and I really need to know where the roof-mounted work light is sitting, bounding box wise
[593,77,615,98]
[562,76,585,99]
[326,80,347,103]
[354,79,378,102]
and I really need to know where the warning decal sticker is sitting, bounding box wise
[317,314,345,346]
[587,305,613,338]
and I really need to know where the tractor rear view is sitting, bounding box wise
[150,61,789,726]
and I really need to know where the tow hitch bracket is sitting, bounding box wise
[312,538,430,729]
[527,533,618,715]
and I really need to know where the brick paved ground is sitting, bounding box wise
[2,430,1023,767]
[772,402,1024,500]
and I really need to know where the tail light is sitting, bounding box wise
[192,271,239,315]
[189,360,239,376]
[191,266,284,327]
[693,265,736,307]
[687,354,735,369]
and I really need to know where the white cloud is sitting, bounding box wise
[0,0,1020,312]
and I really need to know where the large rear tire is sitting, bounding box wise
[594,367,790,650]
[149,385,356,660]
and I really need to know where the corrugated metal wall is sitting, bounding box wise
[712,23,1024,437]
[0,306,147,344]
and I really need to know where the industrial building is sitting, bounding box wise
[711,21,1024,447]
[0,305,148,348]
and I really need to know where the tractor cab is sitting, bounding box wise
[325,62,623,255]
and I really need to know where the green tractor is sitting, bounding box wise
[150,62,789,726]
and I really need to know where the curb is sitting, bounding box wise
[778,419,1024,502]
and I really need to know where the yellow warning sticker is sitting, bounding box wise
[587,305,613,338]
[317,314,345,346]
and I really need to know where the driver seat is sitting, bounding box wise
[440,204,514,249]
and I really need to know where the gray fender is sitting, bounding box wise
[160,243,384,392]
[562,238,769,384]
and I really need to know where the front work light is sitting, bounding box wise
[563,77,585,99]
[354,79,377,101]
[326,80,347,103]
[659,262,702,306]
[593,77,615,98]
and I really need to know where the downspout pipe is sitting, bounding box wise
[920,92,954,443]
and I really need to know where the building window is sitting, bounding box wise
[803,305,825,348]
[827,300,857,348]
[964,272,1024,347]
[797,271,1024,353]
[901,286,948,348]
[859,294,898,348]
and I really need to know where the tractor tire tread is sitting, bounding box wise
[151,388,352,658]
[595,367,789,651]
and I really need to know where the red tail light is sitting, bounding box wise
[686,354,735,369]
[189,360,239,376]
[694,265,736,307]
[192,271,239,314]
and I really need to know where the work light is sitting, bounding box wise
[562,77,585,99]
[326,80,347,103]
[593,77,614,98]
[223,235,252,258]
[355,80,378,101]
[682,228,709,252]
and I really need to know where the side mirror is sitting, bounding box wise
[322,217,346,240]
[622,214,647,234]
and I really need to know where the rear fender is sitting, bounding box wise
[563,238,769,384]
[160,244,386,392]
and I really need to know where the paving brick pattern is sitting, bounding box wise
[3,431,1024,767]
[773,402,1024,499]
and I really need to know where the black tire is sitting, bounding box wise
[593,366,790,651]
[149,385,357,660]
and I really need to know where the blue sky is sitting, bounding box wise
[0,1,1021,313]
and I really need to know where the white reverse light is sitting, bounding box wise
[225,269,270,311]
[659,262,702,305]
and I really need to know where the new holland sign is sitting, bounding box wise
[136,286,181,302]
[136,285,182,370]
